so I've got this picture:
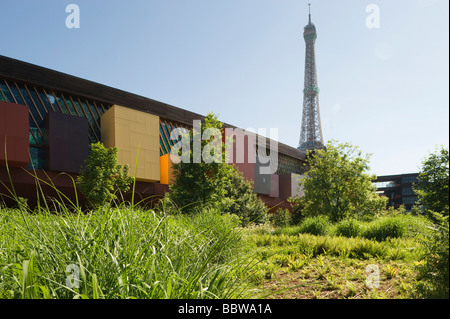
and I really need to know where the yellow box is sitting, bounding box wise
[101,105,160,182]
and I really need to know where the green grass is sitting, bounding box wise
[274,214,432,242]
[242,225,426,299]
[0,205,251,299]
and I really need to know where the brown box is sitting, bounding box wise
[45,111,89,174]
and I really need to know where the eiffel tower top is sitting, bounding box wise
[308,3,311,24]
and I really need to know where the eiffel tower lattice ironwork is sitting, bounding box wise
[298,4,325,152]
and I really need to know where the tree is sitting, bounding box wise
[413,146,449,220]
[298,140,387,222]
[167,113,230,212]
[413,146,449,299]
[77,142,135,208]
[167,113,267,223]
[222,167,268,225]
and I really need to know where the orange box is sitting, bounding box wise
[160,153,175,185]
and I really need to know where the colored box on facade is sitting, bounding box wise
[279,173,304,199]
[270,174,279,198]
[0,101,30,167]
[225,127,256,182]
[101,105,160,182]
[254,159,271,195]
[45,111,89,174]
[160,153,175,185]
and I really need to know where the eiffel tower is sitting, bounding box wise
[298,4,326,153]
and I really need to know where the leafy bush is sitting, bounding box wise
[77,142,134,208]
[269,208,292,228]
[222,167,268,226]
[415,217,449,299]
[334,219,362,238]
[362,215,431,242]
[167,113,231,213]
[287,196,305,224]
[413,146,449,220]
[362,216,407,241]
[167,113,268,224]
[298,215,330,236]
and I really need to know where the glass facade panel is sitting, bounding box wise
[402,187,414,195]
[402,196,417,204]
[373,181,396,189]
[159,121,191,156]
[60,94,77,116]
[0,77,112,171]
[19,85,43,125]
[1,80,14,102]
[27,147,46,170]
[28,87,48,115]
[402,176,418,184]
[7,81,24,104]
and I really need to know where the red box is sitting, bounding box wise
[0,101,30,167]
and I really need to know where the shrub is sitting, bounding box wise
[222,168,268,226]
[269,208,292,228]
[415,217,449,299]
[287,196,305,224]
[334,219,362,238]
[167,113,268,225]
[363,216,407,241]
[77,142,134,208]
[362,215,431,242]
[298,215,330,236]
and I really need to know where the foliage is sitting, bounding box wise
[298,140,387,222]
[297,215,330,236]
[247,228,423,261]
[415,217,449,299]
[168,113,267,224]
[287,196,305,224]
[167,113,232,213]
[222,167,268,225]
[334,219,362,238]
[411,147,449,298]
[362,216,408,241]
[0,205,251,299]
[77,142,134,208]
[413,146,449,221]
[269,208,292,228]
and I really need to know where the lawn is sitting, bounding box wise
[0,204,435,299]
[241,221,428,299]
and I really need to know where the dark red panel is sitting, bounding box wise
[279,174,292,200]
[0,101,30,167]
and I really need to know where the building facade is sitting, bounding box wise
[373,173,420,211]
[0,55,306,209]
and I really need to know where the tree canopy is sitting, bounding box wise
[297,140,387,222]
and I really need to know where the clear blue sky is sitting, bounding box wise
[1,0,448,176]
